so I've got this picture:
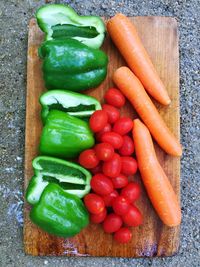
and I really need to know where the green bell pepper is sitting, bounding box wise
[36,4,106,49]
[39,38,108,91]
[30,183,89,237]
[39,109,94,158]
[26,156,92,204]
[40,89,101,123]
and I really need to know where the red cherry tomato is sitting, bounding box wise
[89,110,108,132]
[90,208,107,224]
[113,117,133,136]
[121,182,141,203]
[84,193,105,214]
[111,174,129,189]
[90,173,114,195]
[122,205,143,226]
[102,153,121,178]
[90,163,102,175]
[94,143,114,162]
[102,104,120,124]
[114,227,132,244]
[118,135,135,156]
[95,123,112,142]
[103,213,123,233]
[101,132,123,149]
[79,149,99,169]
[102,190,119,207]
[121,157,138,175]
[112,196,130,215]
[104,88,126,108]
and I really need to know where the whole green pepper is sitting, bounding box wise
[39,110,95,158]
[40,89,101,123]
[39,38,108,91]
[36,4,106,49]
[26,156,92,204]
[30,183,89,237]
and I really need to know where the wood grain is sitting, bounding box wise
[24,17,181,257]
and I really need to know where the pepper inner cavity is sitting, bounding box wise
[52,24,99,39]
[38,159,86,181]
[49,103,96,113]
[43,176,86,190]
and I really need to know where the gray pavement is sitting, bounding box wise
[0,0,199,266]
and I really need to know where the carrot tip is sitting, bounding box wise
[164,98,171,106]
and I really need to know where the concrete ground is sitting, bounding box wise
[0,0,199,266]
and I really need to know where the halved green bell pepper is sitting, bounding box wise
[30,183,89,237]
[39,110,94,158]
[40,89,101,123]
[26,156,92,204]
[39,38,108,91]
[36,4,106,49]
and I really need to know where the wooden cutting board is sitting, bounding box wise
[24,17,181,257]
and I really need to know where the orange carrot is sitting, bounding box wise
[107,13,171,105]
[113,67,182,156]
[133,119,181,226]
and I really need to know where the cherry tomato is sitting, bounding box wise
[112,196,130,215]
[102,153,121,178]
[114,227,132,243]
[90,163,102,175]
[111,174,129,189]
[94,143,114,162]
[95,123,112,142]
[101,132,123,149]
[122,205,143,226]
[121,182,141,203]
[118,135,135,156]
[102,190,119,207]
[89,110,108,132]
[84,193,105,214]
[90,208,107,224]
[104,88,126,108]
[79,149,99,169]
[91,173,114,195]
[102,104,120,124]
[121,157,138,175]
[103,213,123,233]
[113,117,133,136]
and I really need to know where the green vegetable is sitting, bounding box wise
[39,38,108,91]
[36,4,106,49]
[40,89,101,123]
[30,183,89,237]
[26,156,92,204]
[39,109,94,158]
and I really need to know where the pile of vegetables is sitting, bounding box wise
[79,88,143,243]
[26,4,182,244]
[26,4,107,238]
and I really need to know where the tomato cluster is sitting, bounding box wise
[80,88,142,244]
